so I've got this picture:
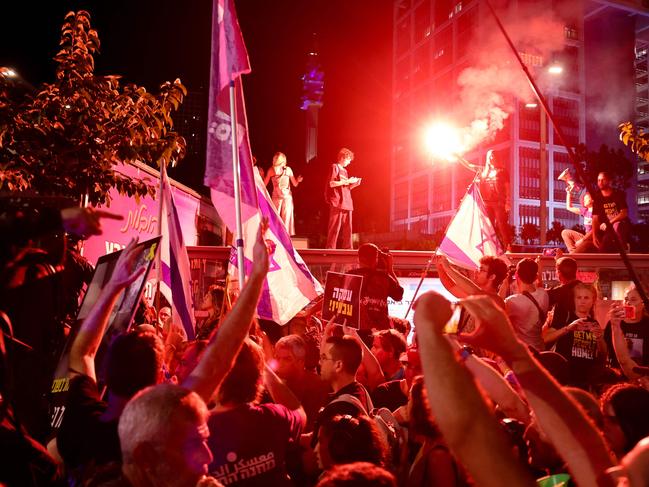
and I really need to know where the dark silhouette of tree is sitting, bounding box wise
[520,223,540,244]
[0,11,187,206]
[546,221,565,244]
[574,144,634,191]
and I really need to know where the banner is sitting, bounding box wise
[322,271,363,329]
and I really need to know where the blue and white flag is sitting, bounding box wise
[437,183,504,269]
[229,169,323,325]
[160,166,196,340]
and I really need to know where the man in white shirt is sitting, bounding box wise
[505,258,549,352]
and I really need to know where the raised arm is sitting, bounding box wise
[182,219,270,403]
[344,325,384,392]
[608,303,643,381]
[565,189,581,215]
[456,156,482,173]
[413,292,535,487]
[450,341,530,424]
[460,296,617,487]
[68,239,145,380]
[434,254,481,299]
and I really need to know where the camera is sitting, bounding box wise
[377,247,391,271]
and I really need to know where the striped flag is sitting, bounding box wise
[204,0,258,229]
[205,0,322,323]
[229,170,323,324]
[160,166,196,340]
[437,183,504,269]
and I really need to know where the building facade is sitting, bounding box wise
[391,0,649,240]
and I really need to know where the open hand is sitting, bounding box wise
[109,238,146,290]
[457,295,527,361]
[413,291,454,335]
[251,217,270,277]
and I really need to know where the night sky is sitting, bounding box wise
[1,1,393,236]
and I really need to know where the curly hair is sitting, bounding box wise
[319,414,389,468]
[409,375,441,440]
[600,383,649,453]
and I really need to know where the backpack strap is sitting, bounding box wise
[523,291,547,325]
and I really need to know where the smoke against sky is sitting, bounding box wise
[454,1,570,152]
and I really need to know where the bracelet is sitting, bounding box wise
[458,345,474,363]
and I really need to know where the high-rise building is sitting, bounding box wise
[635,39,649,222]
[175,90,207,163]
[391,0,649,239]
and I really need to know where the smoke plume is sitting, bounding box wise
[454,1,572,152]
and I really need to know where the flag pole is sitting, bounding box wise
[229,80,246,288]
[485,0,649,310]
[155,162,166,326]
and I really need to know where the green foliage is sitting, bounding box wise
[619,121,649,161]
[0,10,187,206]
[520,223,540,244]
[546,220,565,244]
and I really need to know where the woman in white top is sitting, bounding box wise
[264,152,303,235]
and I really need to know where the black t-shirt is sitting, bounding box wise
[0,412,64,487]
[553,312,605,387]
[592,189,628,221]
[325,164,353,210]
[603,316,649,367]
[328,381,373,414]
[371,380,408,412]
[207,403,303,487]
[57,375,121,471]
[348,267,404,330]
[480,166,509,203]
[547,280,581,332]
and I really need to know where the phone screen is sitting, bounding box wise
[624,305,636,321]
[443,304,462,334]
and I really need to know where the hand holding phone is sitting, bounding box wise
[623,305,636,321]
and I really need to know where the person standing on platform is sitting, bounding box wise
[458,149,511,251]
[264,152,303,236]
[325,148,361,249]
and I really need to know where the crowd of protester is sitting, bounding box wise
[1,207,649,487]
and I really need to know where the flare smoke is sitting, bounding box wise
[453,2,573,152]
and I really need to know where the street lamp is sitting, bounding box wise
[0,67,17,78]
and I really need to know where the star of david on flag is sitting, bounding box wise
[437,183,505,270]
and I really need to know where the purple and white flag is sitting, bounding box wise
[229,169,323,324]
[205,0,257,229]
[437,183,504,269]
[160,167,196,340]
[206,0,322,323]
